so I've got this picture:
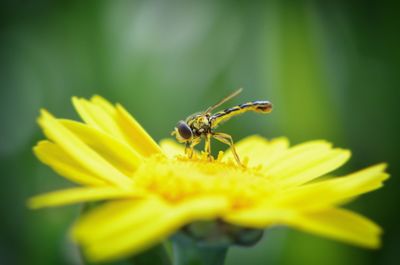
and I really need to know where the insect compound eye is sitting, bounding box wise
[177,121,193,140]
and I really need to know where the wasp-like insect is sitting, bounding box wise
[172,88,272,165]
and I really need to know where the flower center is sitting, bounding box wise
[133,153,276,208]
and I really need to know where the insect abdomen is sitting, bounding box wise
[210,100,272,127]
[238,101,272,113]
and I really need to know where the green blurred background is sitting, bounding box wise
[1,1,399,264]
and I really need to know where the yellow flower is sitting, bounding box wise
[29,96,389,262]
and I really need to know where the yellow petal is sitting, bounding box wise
[28,186,140,209]
[266,140,351,186]
[286,208,382,249]
[159,138,185,158]
[266,140,331,174]
[281,149,351,187]
[78,196,229,262]
[279,164,389,210]
[34,141,106,186]
[74,96,162,157]
[73,198,168,244]
[38,110,133,188]
[115,104,162,157]
[60,120,142,176]
[90,95,117,115]
[224,206,295,228]
[224,135,289,168]
[224,206,381,248]
[72,97,125,140]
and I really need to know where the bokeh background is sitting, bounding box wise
[1,1,399,264]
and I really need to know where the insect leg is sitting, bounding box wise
[185,142,191,157]
[212,132,242,165]
[204,133,212,160]
[186,137,201,158]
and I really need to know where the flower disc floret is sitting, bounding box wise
[134,154,275,207]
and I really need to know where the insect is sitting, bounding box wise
[172,88,272,165]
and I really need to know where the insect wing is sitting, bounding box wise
[204,88,243,114]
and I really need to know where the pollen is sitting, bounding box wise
[133,153,276,207]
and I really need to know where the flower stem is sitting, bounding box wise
[172,234,228,265]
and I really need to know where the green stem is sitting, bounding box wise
[172,234,228,265]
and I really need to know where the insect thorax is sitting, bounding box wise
[187,113,212,136]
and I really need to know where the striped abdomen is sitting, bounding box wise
[210,100,272,128]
